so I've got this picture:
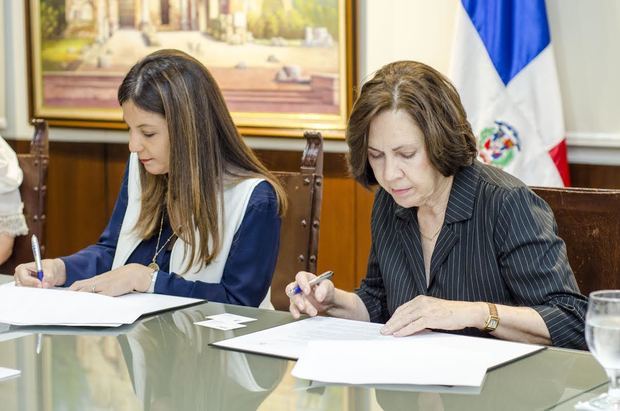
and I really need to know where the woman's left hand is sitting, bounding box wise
[380,295,485,337]
[69,264,153,296]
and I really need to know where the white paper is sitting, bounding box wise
[292,332,543,388]
[206,313,257,324]
[213,316,543,388]
[195,320,247,330]
[293,339,483,387]
[0,282,203,327]
[0,366,20,381]
[212,316,392,359]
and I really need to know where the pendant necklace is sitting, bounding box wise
[148,213,176,271]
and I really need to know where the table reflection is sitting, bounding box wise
[373,348,599,411]
[0,299,609,411]
[43,308,287,411]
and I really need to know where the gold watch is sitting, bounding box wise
[483,303,500,332]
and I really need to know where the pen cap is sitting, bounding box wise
[31,235,43,265]
[31,235,39,252]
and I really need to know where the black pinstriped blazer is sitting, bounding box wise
[356,160,587,349]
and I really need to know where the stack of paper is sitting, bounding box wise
[213,317,544,388]
[0,282,203,327]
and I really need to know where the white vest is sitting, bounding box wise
[112,153,273,309]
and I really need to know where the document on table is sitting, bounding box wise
[0,282,204,327]
[0,366,20,381]
[212,316,392,359]
[212,316,544,388]
[293,339,486,386]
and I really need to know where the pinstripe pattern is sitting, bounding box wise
[356,160,587,349]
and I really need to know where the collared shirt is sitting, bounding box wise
[61,165,280,307]
[356,160,587,349]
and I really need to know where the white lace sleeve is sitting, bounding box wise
[0,213,28,236]
[0,185,28,237]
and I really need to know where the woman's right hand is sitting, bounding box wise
[287,271,336,319]
[14,258,67,288]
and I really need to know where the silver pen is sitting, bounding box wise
[31,235,44,281]
[287,271,334,297]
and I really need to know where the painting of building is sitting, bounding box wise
[32,0,348,133]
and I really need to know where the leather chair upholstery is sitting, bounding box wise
[270,131,324,310]
[531,186,620,296]
[0,119,49,274]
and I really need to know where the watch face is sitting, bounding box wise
[484,317,499,331]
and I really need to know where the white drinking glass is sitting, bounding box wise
[585,290,620,410]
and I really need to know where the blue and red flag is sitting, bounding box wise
[450,0,570,186]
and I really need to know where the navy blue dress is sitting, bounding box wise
[61,165,281,307]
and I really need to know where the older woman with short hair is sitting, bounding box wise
[288,60,587,349]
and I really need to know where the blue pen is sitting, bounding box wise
[287,271,334,297]
[31,235,44,282]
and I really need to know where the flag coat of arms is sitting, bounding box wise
[450,0,569,186]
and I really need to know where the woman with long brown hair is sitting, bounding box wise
[15,49,286,308]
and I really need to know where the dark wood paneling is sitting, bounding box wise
[105,144,129,214]
[255,150,301,173]
[7,140,31,154]
[46,142,108,257]
[569,164,620,189]
[256,151,350,176]
[316,177,356,291]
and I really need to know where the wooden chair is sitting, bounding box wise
[270,131,324,310]
[531,186,620,296]
[0,119,49,274]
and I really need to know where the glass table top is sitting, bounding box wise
[0,299,608,411]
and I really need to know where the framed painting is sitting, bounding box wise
[26,0,356,138]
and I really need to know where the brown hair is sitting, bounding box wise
[346,60,477,187]
[118,49,287,271]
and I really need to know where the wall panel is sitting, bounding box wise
[46,143,108,258]
[316,177,357,291]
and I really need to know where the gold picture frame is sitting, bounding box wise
[26,0,356,138]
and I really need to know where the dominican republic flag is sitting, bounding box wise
[450,0,570,186]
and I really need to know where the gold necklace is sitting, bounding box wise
[148,213,176,271]
[420,224,442,241]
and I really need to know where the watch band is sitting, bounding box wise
[147,270,158,294]
[483,302,500,332]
